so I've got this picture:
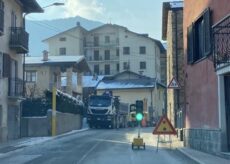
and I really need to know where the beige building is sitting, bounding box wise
[0,0,42,142]
[162,1,184,129]
[43,23,166,79]
[96,71,165,121]
[25,52,90,98]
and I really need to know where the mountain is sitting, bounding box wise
[26,16,104,56]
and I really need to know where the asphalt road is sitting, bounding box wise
[0,127,197,164]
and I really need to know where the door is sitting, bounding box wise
[224,75,230,150]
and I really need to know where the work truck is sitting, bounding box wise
[87,94,129,128]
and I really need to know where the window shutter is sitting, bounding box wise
[187,24,194,64]
[204,8,211,56]
[3,53,11,77]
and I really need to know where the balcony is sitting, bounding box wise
[84,41,118,49]
[8,78,23,97]
[213,15,230,69]
[0,8,3,35]
[9,27,29,53]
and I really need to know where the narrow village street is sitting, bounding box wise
[0,127,197,164]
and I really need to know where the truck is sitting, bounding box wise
[87,94,129,129]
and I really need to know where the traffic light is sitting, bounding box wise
[135,100,143,121]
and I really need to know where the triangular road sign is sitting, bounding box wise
[168,77,181,89]
[152,115,177,135]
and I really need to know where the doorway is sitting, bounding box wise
[224,75,230,151]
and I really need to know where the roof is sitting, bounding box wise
[96,79,156,90]
[162,1,183,40]
[43,25,88,42]
[61,75,104,88]
[19,0,43,13]
[25,55,90,72]
[25,55,84,65]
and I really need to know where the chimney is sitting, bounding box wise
[77,21,80,26]
[42,50,48,61]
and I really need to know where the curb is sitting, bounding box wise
[177,148,204,164]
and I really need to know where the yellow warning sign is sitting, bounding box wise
[152,115,176,135]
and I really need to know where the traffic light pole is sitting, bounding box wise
[138,121,141,138]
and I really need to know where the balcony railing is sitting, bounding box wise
[8,78,23,97]
[0,8,3,35]
[213,15,230,69]
[84,41,119,48]
[9,27,29,53]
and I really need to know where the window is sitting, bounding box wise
[187,8,211,64]
[94,65,99,75]
[140,61,146,69]
[123,47,130,55]
[26,71,37,82]
[0,0,4,33]
[0,52,2,78]
[123,62,130,70]
[94,36,99,46]
[94,50,99,61]
[116,48,119,56]
[59,37,66,41]
[116,63,120,72]
[59,47,66,55]
[140,46,146,54]
[11,11,16,27]
[104,64,110,75]
[104,50,110,60]
[105,36,110,43]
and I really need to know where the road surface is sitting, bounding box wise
[0,127,197,164]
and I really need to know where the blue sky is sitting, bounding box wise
[31,0,176,41]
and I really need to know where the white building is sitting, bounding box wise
[0,0,42,142]
[43,23,166,79]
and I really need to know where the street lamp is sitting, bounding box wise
[22,2,65,96]
[42,2,65,9]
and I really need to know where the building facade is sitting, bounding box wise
[25,52,90,98]
[96,71,165,122]
[184,0,230,153]
[44,24,166,79]
[0,0,42,142]
[162,1,184,135]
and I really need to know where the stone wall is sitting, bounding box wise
[184,128,222,153]
[21,111,82,137]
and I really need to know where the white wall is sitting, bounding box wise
[45,27,85,56]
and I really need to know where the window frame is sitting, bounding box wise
[59,47,66,55]
[25,71,37,82]
[123,47,130,55]
[139,46,146,54]
[187,8,212,64]
[140,61,146,69]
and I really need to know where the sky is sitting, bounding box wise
[30,0,178,41]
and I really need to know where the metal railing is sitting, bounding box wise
[213,14,230,69]
[0,8,3,34]
[84,41,119,48]
[8,78,23,97]
[9,27,29,53]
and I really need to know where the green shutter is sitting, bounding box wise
[187,24,194,64]
[203,8,212,56]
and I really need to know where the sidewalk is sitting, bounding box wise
[178,147,230,164]
[0,128,88,157]
[159,135,230,164]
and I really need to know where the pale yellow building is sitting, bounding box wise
[96,71,165,121]
[25,52,90,98]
